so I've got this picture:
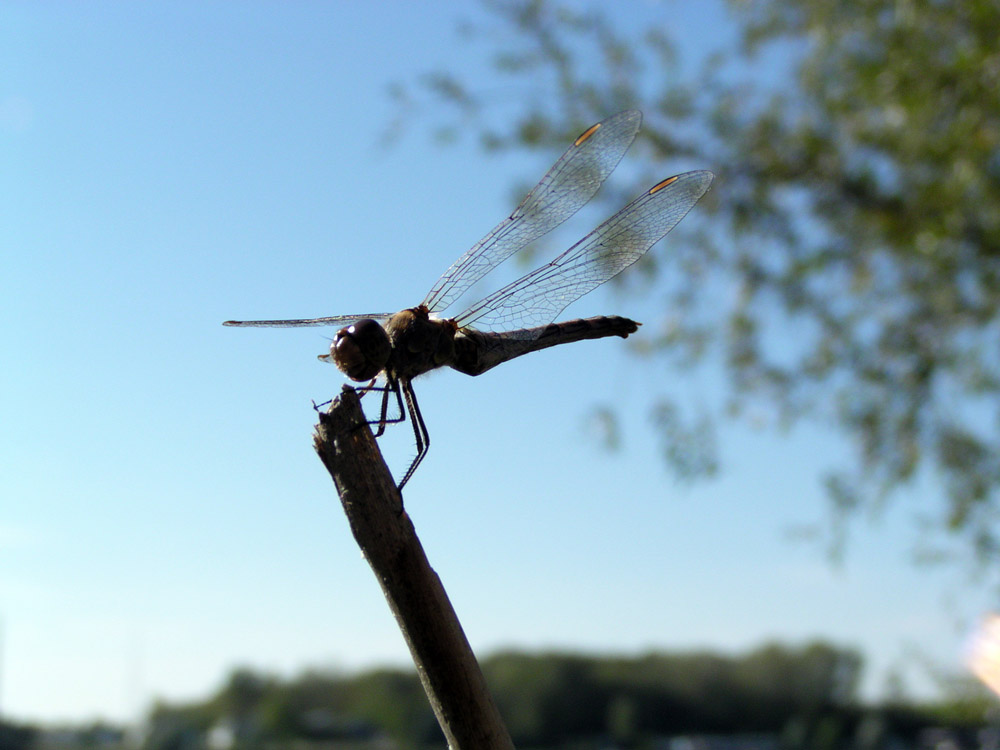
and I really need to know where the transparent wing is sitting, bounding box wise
[421,109,642,314]
[453,171,714,335]
[222,313,393,328]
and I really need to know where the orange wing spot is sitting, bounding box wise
[649,176,679,194]
[574,122,602,146]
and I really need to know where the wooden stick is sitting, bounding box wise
[313,386,515,750]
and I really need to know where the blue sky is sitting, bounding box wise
[2,1,992,724]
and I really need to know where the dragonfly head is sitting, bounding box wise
[325,318,391,381]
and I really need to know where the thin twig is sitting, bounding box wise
[313,386,515,750]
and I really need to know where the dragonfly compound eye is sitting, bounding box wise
[332,318,391,381]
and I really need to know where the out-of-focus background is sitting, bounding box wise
[4,1,1000,748]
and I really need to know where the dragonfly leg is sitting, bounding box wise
[355,376,379,398]
[373,386,391,437]
[353,376,405,436]
[312,377,385,414]
[372,378,406,438]
[396,379,429,491]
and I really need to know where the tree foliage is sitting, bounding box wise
[483,643,862,744]
[389,0,1000,571]
[141,643,865,748]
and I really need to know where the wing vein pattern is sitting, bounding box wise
[420,109,642,314]
[453,170,714,337]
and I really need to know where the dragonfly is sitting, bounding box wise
[225,110,713,490]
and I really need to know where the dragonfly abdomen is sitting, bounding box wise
[450,315,639,377]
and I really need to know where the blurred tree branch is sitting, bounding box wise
[388,0,1000,576]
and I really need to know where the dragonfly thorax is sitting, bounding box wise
[330,319,392,381]
[384,306,459,381]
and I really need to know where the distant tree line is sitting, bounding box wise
[0,721,37,750]
[139,642,993,749]
[482,642,861,745]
